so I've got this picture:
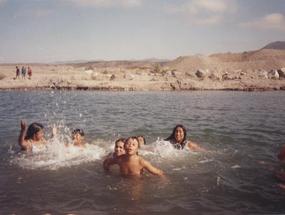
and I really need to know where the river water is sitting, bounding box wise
[0,91,284,214]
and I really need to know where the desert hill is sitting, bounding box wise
[262,41,285,50]
[167,48,285,72]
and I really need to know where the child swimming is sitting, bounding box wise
[18,120,46,152]
[71,128,85,147]
[165,124,206,152]
[137,135,146,148]
[103,136,164,178]
[103,138,126,170]
[52,126,85,147]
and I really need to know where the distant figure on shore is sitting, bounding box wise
[165,124,206,152]
[103,136,164,178]
[27,66,32,79]
[21,66,26,79]
[103,138,126,169]
[18,120,46,152]
[15,66,20,79]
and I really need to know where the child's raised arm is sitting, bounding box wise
[18,120,29,150]
[140,158,164,177]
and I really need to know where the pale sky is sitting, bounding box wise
[0,0,284,63]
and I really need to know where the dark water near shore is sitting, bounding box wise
[0,91,285,214]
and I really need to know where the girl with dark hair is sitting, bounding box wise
[113,138,126,157]
[165,124,206,151]
[137,135,146,148]
[103,138,126,170]
[18,120,46,152]
[71,128,85,147]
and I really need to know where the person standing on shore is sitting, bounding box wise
[15,66,20,79]
[27,66,32,79]
[21,66,26,79]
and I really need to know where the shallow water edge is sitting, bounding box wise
[1,85,285,91]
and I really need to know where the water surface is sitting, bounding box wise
[0,91,284,214]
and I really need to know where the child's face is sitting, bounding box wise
[33,130,44,141]
[114,141,125,156]
[124,138,139,155]
[73,133,84,144]
[175,127,184,143]
[137,136,145,148]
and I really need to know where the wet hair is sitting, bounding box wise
[125,136,139,146]
[115,138,125,146]
[125,136,139,155]
[165,124,187,144]
[72,128,85,136]
[137,135,146,145]
[25,122,44,140]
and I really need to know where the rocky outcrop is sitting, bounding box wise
[277,68,285,79]
[208,73,221,81]
[268,70,279,79]
[195,69,209,79]
[110,74,116,81]
[222,73,241,81]
[258,70,268,79]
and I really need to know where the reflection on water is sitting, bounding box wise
[0,91,285,214]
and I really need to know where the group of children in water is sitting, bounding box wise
[18,121,206,177]
[18,120,285,185]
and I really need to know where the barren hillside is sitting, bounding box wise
[166,49,285,72]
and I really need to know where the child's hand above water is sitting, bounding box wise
[20,120,27,131]
[52,125,57,137]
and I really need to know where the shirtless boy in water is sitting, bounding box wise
[103,136,164,178]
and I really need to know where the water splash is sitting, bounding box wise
[10,125,107,170]
[11,137,200,171]
[140,138,196,160]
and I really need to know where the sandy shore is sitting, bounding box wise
[1,49,285,91]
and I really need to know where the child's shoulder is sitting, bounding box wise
[138,156,148,165]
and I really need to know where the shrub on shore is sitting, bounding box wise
[0,73,6,80]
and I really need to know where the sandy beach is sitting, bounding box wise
[1,48,285,91]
